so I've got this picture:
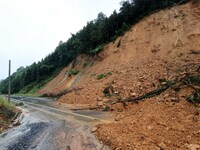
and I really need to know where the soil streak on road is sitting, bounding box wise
[0,96,111,150]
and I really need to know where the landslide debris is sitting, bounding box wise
[38,1,200,149]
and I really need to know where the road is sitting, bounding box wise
[0,96,112,150]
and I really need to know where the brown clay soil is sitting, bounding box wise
[38,1,200,149]
[95,96,200,150]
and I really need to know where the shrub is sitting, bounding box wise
[97,72,112,80]
[68,69,79,77]
[82,62,89,69]
[97,74,105,80]
[90,44,105,55]
[187,93,200,104]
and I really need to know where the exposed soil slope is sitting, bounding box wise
[39,1,199,106]
[37,55,91,97]
[39,1,200,149]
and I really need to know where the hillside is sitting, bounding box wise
[39,1,199,106]
[1,0,192,96]
[37,1,200,149]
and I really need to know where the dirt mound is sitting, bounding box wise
[96,98,200,150]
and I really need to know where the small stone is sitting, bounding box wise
[163,94,169,98]
[187,144,200,150]
[130,92,137,97]
[102,98,109,103]
[161,82,167,85]
[114,49,118,53]
[147,125,153,130]
[172,28,176,31]
[117,109,123,112]
[91,127,98,133]
[158,142,167,149]
[97,101,103,106]
[170,97,177,102]
[122,86,127,90]
[13,120,20,126]
[114,91,119,94]
[8,125,13,128]
[115,118,120,121]
[97,97,102,101]
[113,80,116,83]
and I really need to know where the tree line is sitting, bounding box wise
[0,0,189,94]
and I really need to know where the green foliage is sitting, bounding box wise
[82,61,89,69]
[186,75,200,85]
[97,74,105,80]
[68,69,79,77]
[187,93,200,104]
[97,72,112,80]
[0,96,15,110]
[111,35,118,42]
[0,96,16,133]
[90,44,105,55]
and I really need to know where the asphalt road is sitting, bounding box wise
[0,96,111,150]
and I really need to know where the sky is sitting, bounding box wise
[0,0,122,80]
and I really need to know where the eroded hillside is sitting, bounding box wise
[39,1,199,106]
[38,2,200,149]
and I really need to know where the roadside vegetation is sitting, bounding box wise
[0,0,189,95]
[0,96,17,133]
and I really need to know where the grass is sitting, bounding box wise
[0,96,17,133]
[187,93,200,104]
[67,69,79,77]
[97,74,105,80]
[97,72,112,80]
[0,96,15,110]
[82,61,89,69]
[89,44,105,55]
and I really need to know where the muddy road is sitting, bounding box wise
[0,96,112,150]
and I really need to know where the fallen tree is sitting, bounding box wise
[113,71,200,106]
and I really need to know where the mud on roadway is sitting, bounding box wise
[0,96,112,150]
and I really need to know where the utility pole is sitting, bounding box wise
[8,60,11,102]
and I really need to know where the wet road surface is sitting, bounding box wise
[0,96,111,150]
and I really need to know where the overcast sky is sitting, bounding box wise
[0,0,122,80]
